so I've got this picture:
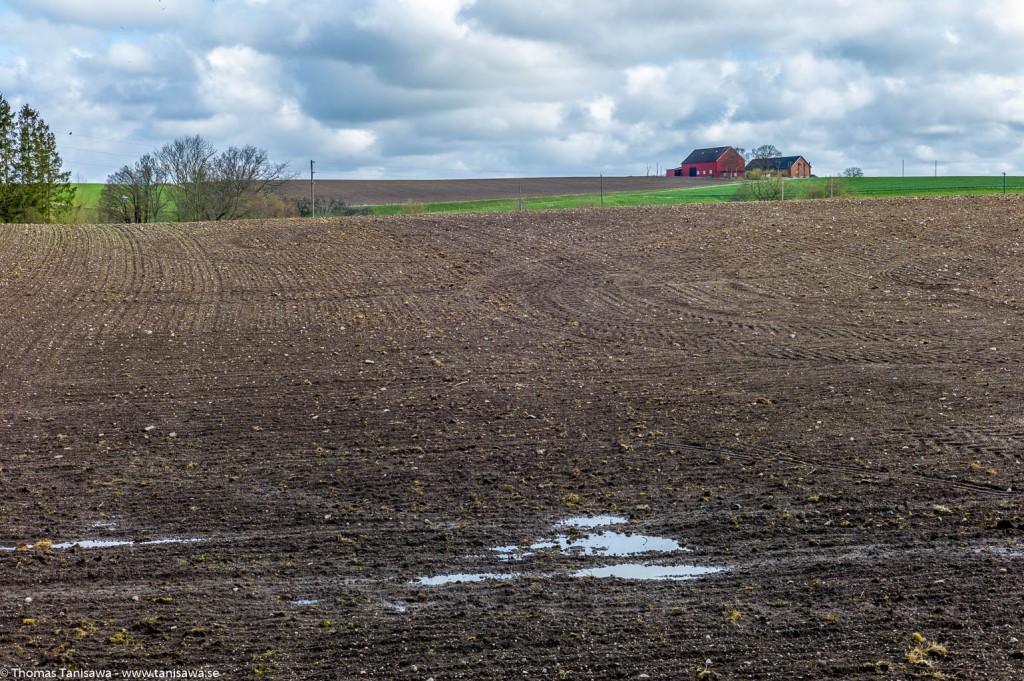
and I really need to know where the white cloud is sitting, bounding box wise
[101,41,156,73]
[9,0,204,27]
[2,0,1024,180]
[196,45,284,114]
[586,96,616,130]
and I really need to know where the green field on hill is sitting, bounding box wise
[69,176,1024,221]
[368,176,1024,214]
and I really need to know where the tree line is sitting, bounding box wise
[100,135,295,223]
[0,94,300,224]
[0,93,75,222]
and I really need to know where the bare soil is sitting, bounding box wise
[278,176,723,206]
[1,196,1022,679]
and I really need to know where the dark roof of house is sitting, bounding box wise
[681,146,736,165]
[745,156,807,171]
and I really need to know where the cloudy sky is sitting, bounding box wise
[1,0,1023,182]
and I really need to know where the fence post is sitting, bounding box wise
[780,178,785,201]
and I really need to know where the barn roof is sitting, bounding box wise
[745,156,807,171]
[682,146,736,164]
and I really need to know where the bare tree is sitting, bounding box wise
[99,153,169,223]
[841,166,864,178]
[157,135,217,222]
[206,145,293,220]
[154,135,293,221]
[734,169,784,201]
[749,144,782,162]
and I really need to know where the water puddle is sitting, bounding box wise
[0,537,204,552]
[496,530,686,560]
[290,599,320,606]
[573,563,722,580]
[495,515,688,560]
[558,515,628,529]
[417,572,519,586]
[415,515,723,586]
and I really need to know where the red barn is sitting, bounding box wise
[667,146,746,178]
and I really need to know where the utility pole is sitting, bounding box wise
[902,159,905,178]
[1003,172,1007,195]
[600,174,604,208]
[934,160,937,177]
[310,160,316,218]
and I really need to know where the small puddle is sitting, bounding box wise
[417,572,519,586]
[573,563,723,580]
[415,515,723,586]
[290,599,320,606]
[557,515,628,529]
[495,515,688,560]
[0,537,204,552]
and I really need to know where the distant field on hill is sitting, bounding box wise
[70,175,1024,220]
[357,175,1024,214]
[277,175,722,206]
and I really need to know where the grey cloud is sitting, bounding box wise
[3,0,1024,180]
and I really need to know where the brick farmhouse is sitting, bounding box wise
[667,146,746,178]
[667,147,813,179]
[745,155,812,178]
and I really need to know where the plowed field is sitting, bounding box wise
[1,196,1022,679]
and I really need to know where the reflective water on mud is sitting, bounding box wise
[415,515,722,586]
[496,530,685,560]
[417,572,519,586]
[495,515,688,560]
[0,537,204,551]
[572,563,722,580]
[557,515,628,529]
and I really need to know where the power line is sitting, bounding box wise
[59,131,156,149]
[56,143,143,159]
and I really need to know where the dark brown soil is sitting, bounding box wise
[1,196,1022,679]
[278,176,723,206]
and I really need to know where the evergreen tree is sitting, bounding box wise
[0,94,75,222]
[0,96,17,221]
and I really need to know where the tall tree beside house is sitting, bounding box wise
[0,94,75,223]
[749,144,782,162]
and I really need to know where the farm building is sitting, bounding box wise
[667,146,746,178]
[745,156,812,178]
